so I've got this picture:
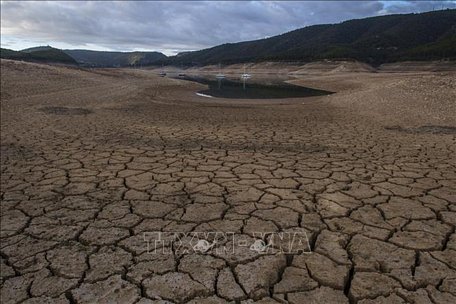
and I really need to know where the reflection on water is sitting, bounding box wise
[176,75,332,99]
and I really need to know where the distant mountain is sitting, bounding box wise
[1,46,78,65]
[21,46,55,53]
[3,10,454,68]
[1,48,30,60]
[1,46,167,67]
[164,9,456,65]
[63,50,167,67]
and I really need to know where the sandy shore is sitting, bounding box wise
[1,59,455,303]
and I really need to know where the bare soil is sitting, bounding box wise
[1,59,455,303]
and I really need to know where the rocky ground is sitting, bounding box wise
[1,59,455,303]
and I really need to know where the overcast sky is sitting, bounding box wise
[1,1,455,55]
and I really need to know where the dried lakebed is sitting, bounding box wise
[1,60,455,304]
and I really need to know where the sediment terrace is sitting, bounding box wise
[1,59,455,303]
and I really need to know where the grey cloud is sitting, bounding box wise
[1,1,455,54]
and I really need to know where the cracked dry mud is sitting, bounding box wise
[1,59,456,303]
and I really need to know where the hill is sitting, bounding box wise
[63,50,167,67]
[164,9,456,65]
[21,46,56,53]
[1,46,78,65]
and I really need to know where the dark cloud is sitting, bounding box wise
[1,1,455,54]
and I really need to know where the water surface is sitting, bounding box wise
[175,75,333,99]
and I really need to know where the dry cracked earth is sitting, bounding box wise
[1,59,456,304]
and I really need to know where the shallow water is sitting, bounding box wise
[175,75,333,99]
